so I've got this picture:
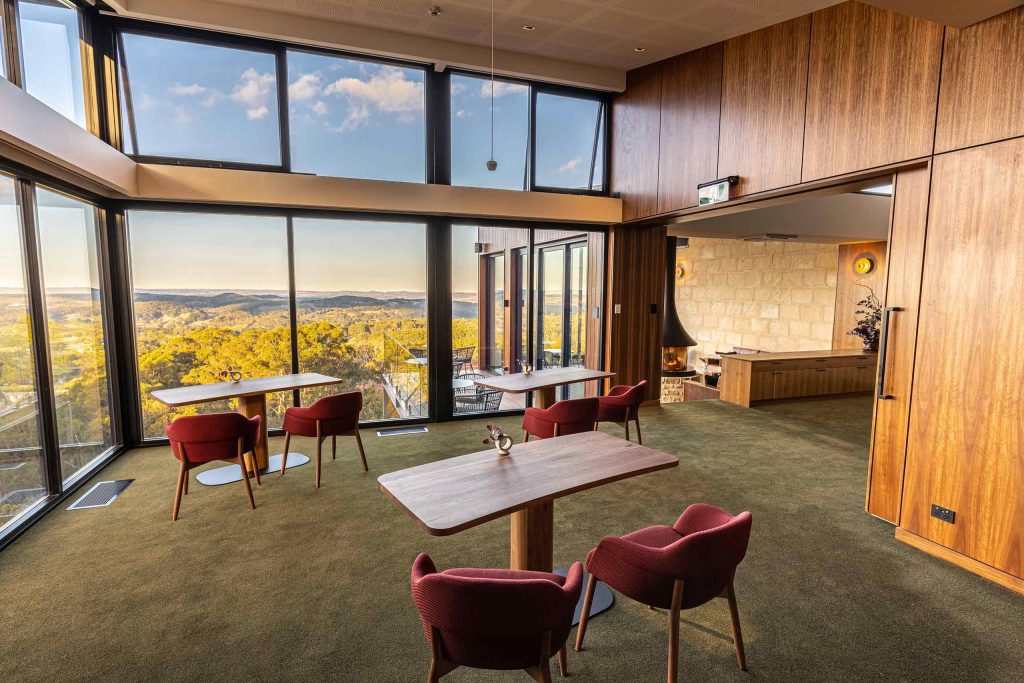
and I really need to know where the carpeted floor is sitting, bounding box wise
[1,397,1022,682]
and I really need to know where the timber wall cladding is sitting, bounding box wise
[832,241,888,350]
[611,64,661,222]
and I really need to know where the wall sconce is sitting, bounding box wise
[853,255,875,275]
[675,263,685,279]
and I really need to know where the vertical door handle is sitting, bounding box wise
[876,306,903,400]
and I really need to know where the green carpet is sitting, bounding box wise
[1,398,1022,682]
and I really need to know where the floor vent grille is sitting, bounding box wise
[67,480,134,510]
[376,426,429,437]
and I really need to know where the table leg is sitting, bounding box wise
[237,393,268,471]
[532,386,557,409]
[510,500,554,571]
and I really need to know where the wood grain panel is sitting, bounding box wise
[866,167,930,523]
[612,63,663,221]
[802,2,943,181]
[833,240,888,350]
[901,139,1024,578]
[657,44,723,213]
[604,225,665,402]
[935,6,1024,153]
[718,16,811,197]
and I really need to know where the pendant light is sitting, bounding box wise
[486,0,497,172]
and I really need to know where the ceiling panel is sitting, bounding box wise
[203,0,842,70]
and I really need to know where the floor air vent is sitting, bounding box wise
[376,426,428,437]
[67,480,134,510]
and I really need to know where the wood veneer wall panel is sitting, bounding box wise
[611,64,662,221]
[833,240,888,350]
[865,167,929,523]
[604,225,665,402]
[656,44,723,214]
[935,6,1024,153]
[718,17,810,197]
[901,140,1024,577]
[802,2,943,181]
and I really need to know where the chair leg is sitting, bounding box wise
[524,431,530,443]
[634,417,643,445]
[624,419,630,442]
[726,580,747,671]
[238,454,256,510]
[527,632,554,683]
[332,434,337,460]
[668,579,683,683]
[557,646,568,677]
[172,459,186,521]
[183,469,189,495]
[280,432,291,476]
[354,428,368,472]
[315,438,322,489]
[250,450,262,486]
[575,574,597,652]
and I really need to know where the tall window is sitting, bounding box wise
[451,73,529,190]
[293,219,428,420]
[34,188,113,481]
[17,0,87,128]
[0,174,45,529]
[117,32,282,165]
[535,92,605,192]
[287,51,426,183]
[126,211,291,438]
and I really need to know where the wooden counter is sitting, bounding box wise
[720,350,877,407]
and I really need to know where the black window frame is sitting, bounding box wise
[531,83,610,196]
[0,156,125,551]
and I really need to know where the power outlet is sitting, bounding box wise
[930,504,956,524]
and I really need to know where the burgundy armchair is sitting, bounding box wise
[597,380,647,444]
[522,397,599,441]
[165,412,262,521]
[576,504,753,682]
[281,391,367,488]
[411,553,583,682]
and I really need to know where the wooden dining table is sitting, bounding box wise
[151,372,343,486]
[472,367,615,408]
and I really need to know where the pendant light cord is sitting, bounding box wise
[490,0,495,163]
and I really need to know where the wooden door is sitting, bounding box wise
[866,167,930,523]
[900,139,1024,579]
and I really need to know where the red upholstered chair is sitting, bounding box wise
[165,412,262,521]
[411,553,583,682]
[281,390,367,488]
[576,504,753,682]
[522,397,599,441]
[597,380,648,444]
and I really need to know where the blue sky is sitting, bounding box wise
[118,34,602,188]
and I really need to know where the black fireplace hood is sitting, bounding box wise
[664,236,698,348]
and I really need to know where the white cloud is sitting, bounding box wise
[232,68,276,121]
[323,66,423,131]
[557,158,583,174]
[169,83,208,96]
[311,101,328,116]
[479,81,528,99]
[247,105,269,120]
[455,108,471,118]
[289,73,321,101]
[172,106,196,125]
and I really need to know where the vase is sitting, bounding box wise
[495,435,513,456]
[863,340,879,353]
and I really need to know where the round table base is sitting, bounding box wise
[195,452,310,486]
[554,567,615,625]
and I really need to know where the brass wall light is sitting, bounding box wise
[854,256,875,275]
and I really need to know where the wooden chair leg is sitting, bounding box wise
[725,580,747,671]
[575,574,597,651]
[238,454,256,510]
[527,632,553,683]
[557,646,568,677]
[250,450,262,486]
[280,432,291,476]
[172,459,186,521]
[315,421,322,489]
[183,469,189,495]
[427,626,458,682]
[634,416,643,445]
[354,428,368,472]
[624,419,631,442]
[668,580,683,683]
[524,431,530,443]
[332,434,337,460]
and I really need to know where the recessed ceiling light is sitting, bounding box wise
[427,5,442,16]
[633,47,646,52]
[522,25,536,31]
